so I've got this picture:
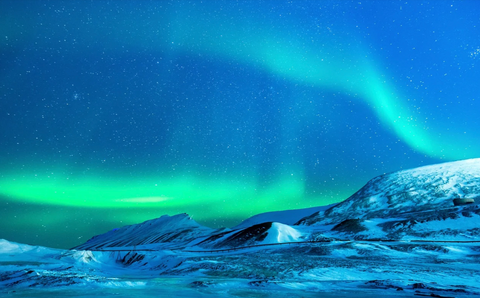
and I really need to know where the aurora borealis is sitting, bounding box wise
[1,1,480,248]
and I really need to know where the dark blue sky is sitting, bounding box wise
[1,0,479,248]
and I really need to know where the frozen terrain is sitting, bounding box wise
[2,158,480,297]
[2,238,480,297]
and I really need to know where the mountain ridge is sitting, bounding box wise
[73,158,480,250]
[297,158,480,226]
[73,213,214,250]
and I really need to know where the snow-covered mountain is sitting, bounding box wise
[0,239,61,260]
[71,212,312,251]
[190,205,335,249]
[299,158,480,225]
[72,158,480,250]
[73,213,216,250]
[297,158,480,240]
[195,221,306,249]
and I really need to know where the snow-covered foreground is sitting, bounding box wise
[2,238,480,297]
[0,277,412,298]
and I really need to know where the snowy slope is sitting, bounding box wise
[0,239,178,288]
[193,221,307,249]
[73,213,214,250]
[73,209,314,251]
[0,239,34,254]
[0,239,62,263]
[299,158,480,226]
[233,204,337,230]
[260,222,305,244]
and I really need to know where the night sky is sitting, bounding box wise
[1,0,479,249]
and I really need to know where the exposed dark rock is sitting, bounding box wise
[453,198,475,206]
[332,219,367,234]
[211,222,273,249]
[249,279,274,287]
[190,280,212,287]
[364,280,404,291]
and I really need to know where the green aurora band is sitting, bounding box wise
[1,172,344,223]
[0,2,478,224]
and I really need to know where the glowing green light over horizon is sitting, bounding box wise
[0,170,343,221]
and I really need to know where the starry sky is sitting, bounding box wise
[1,0,479,249]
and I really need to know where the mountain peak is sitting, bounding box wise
[73,213,212,250]
[299,158,480,226]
